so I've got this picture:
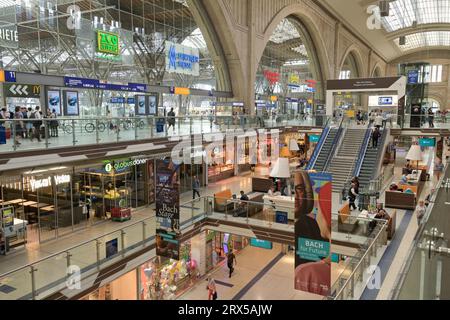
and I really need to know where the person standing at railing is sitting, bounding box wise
[30,106,42,142]
[428,108,435,128]
[167,107,176,133]
[13,106,24,146]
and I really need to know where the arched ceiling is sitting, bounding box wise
[321,0,450,61]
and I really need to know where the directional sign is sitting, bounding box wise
[4,83,41,98]
[4,70,16,82]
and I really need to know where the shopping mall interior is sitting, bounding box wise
[0,0,450,303]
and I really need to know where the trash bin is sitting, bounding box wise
[156,118,165,133]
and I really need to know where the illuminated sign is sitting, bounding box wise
[104,158,148,173]
[0,25,18,48]
[165,41,200,76]
[30,175,71,191]
[264,70,280,85]
[97,30,120,55]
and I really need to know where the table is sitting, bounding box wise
[40,206,55,212]
[2,199,26,206]
[29,203,50,209]
[22,201,38,207]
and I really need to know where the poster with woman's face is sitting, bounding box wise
[294,171,332,297]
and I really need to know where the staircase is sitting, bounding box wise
[326,128,366,192]
[312,129,339,172]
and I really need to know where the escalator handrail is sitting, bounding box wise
[368,128,389,181]
[306,126,330,170]
[353,124,372,177]
[323,118,345,171]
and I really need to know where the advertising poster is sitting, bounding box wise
[136,95,147,115]
[47,90,62,115]
[294,171,332,297]
[65,91,79,116]
[156,228,180,260]
[149,94,157,115]
[1,207,15,237]
[105,238,118,258]
[156,159,180,234]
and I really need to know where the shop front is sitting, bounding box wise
[0,156,156,246]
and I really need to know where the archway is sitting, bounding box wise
[372,65,383,78]
[339,51,362,79]
[255,16,325,117]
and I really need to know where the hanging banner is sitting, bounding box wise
[1,207,15,237]
[156,159,181,233]
[294,171,332,297]
[156,229,180,260]
[165,41,200,76]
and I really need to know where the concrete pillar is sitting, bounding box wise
[246,0,257,115]
[334,22,341,79]
[190,231,206,277]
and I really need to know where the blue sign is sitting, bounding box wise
[306,87,316,93]
[250,238,273,250]
[64,76,99,89]
[110,97,126,104]
[419,138,436,147]
[297,238,330,262]
[378,97,393,106]
[408,70,419,84]
[127,98,135,104]
[309,135,321,143]
[4,70,16,83]
[128,83,147,92]
[275,211,288,224]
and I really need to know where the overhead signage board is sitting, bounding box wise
[64,76,146,93]
[408,70,419,84]
[4,83,40,98]
[0,70,16,83]
[97,30,120,55]
[0,24,19,49]
[64,77,99,89]
[419,138,436,147]
[250,238,273,250]
[368,95,398,107]
[165,41,200,76]
[327,77,402,91]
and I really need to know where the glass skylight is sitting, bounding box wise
[269,19,300,44]
[382,0,450,32]
[395,31,450,51]
[181,28,207,49]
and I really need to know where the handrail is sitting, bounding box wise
[354,126,372,178]
[0,212,154,279]
[305,126,330,170]
[332,218,388,300]
[369,128,389,182]
[390,162,450,300]
[323,118,345,171]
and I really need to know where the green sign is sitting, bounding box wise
[419,138,436,147]
[97,30,120,55]
[104,158,148,173]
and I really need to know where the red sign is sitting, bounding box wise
[264,70,280,85]
[306,79,317,88]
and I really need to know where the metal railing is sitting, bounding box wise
[305,126,330,170]
[353,126,372,178]
[0,193,387,300]
[0,114,332,153]
[323,118,345,171]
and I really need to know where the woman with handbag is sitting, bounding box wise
[206,278,217,300]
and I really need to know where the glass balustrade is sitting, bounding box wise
[0,115,331,153]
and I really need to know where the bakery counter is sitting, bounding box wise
[263,195,295,221]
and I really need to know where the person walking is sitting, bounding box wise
[206,277,217,300]
[374,113,383,129]
[434,158,444,181]
[372,127,381,148]
[192,176,201,200]
[428,108,435,128]
[167,108,176,133]
[30,106,42,142]
[348,182,358,211]
[227,250,237,278]
[415,200,426,226]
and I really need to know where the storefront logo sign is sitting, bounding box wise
[104,158,148,173]
[0,25,19,49]
[165,41,200,76]
[97,30,120,55]
[30,175,71,191]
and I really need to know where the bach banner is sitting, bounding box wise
[155,159,181,233]
[294,171,332,297]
